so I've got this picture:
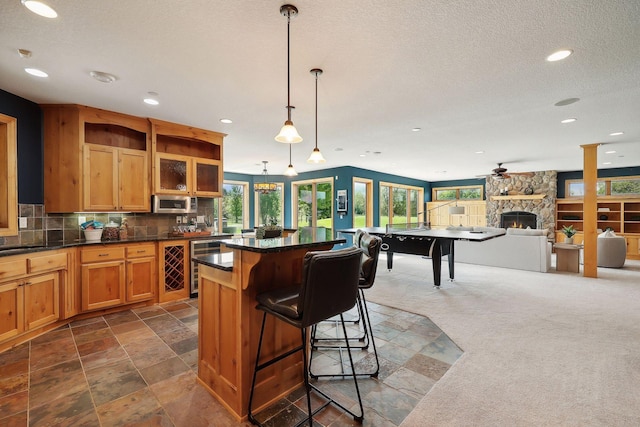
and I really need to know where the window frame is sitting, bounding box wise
[565,175,640,198]
[379,181,425,227]
[253,182,285,227]
[432,185,484,201]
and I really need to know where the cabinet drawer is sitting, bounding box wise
[0,258,27,281]
[81,247,125,263]
[28,252,67,274]
[126,244,156,259]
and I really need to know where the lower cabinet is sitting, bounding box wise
[81,246,126,311]
[81,243,156,312]
[126,244,156,302]
[0,271,60,343]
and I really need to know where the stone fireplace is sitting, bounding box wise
[485,170,557,238]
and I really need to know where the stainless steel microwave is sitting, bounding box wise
[152,195,197,214]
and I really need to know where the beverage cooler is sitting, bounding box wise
[190,239,221,296]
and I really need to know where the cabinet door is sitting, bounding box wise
[81,260,126,311]
[626,236,639,259]
[84,145,118,211]
[0,280,24,342]
[193,158,222,197]
[24,272,59,330]
[119,148,150,211]
[126,256,155,302]
[155,154,189,194]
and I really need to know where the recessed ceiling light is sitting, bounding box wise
[359,154,366,157]
[411,128,421,132]
[220,118,232,124]
[603,161,612,165]
[609,131,624,136]
[546,49,573,62]
[21,0,57,18]
[561,118,577,124]
[24,67,48,77]
[89,71,117,83]
[143,98,159,106]
[605,150,617,154]
[475,151,484,154]
[554,98,580,106]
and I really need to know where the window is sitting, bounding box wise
[255,183,284,227]
[221,181,249,233]
[432,185,483,201]
[352,178,373,228]
[566,176,640,197]
[379,182,424,227]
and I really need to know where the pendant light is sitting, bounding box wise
[254,161,277,194]
[284,144,298,176]
[307,68,326,163]
[275,4,303,144]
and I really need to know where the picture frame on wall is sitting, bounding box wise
[337,189,348,213]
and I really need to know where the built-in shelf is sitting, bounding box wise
[491,194,546,201]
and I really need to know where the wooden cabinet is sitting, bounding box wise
[0,112,17,237]
[125,243,156,302]
[556,198,640,260]
[427,200,487,228]
[157,240,190,303]
[83,145,149,211]
[151,119,225,197]
[42,104,151,213]
[81,246,126,311]
[0,251,65,344]
[80,243,156,311]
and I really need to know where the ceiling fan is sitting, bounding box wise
[486,163,535,180]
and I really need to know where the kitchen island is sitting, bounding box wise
[193,228,345,421]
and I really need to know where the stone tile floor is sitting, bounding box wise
[0,298,462,426]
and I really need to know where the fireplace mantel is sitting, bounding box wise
[491,194,546,201]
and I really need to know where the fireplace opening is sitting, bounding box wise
[501,211,537,229]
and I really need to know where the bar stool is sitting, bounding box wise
[247,246,365,426]
[310,230,382,378]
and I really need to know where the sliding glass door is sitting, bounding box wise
[293,178,334,238]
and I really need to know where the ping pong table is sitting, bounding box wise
[337,225,505,287]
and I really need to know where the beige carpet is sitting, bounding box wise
[366,255,640,426]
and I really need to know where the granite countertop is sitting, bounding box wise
[193,252,234,271]
[218,228,345,254]
[0,233,233,258]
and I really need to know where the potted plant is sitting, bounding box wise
[561,225,577,244]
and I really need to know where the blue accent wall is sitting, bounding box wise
[557,167,640,198]
[0,89,43,203]
[224,166,430,230]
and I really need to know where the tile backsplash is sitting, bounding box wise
[1,200,217,249]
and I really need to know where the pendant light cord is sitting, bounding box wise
[314,71,318,149]
[286,12,292,122]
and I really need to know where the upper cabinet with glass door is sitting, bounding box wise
[150,119,225,197]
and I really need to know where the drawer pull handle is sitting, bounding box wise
[137,250,146,253]
[98,253,109,257]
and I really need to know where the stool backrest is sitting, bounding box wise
[298,246,362,327]
[357,231,382,289]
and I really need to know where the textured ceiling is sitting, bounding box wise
[1,0,639,181]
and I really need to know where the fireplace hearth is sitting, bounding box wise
[501,211,537,229]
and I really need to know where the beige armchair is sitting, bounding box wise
[597,231,626,268]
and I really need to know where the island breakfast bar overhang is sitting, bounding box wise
[194,228,346,421]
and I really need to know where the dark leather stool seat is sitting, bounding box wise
[310,230,382,377]
[248,246,365,426]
